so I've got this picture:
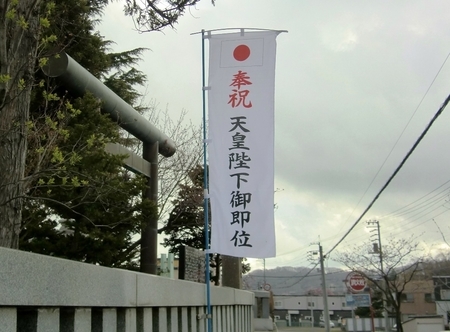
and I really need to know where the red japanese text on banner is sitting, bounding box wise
[207,31,279,258]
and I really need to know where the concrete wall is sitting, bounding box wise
[435,301,450,326]
[344,317,396,332]
[403,316,445,332]
[0,247,254,331]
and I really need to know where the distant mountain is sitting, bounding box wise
[243,266,351,295]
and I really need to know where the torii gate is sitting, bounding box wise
[43,52,176,275]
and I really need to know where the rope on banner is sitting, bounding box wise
[201,29,213,332]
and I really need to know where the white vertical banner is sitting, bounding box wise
[207,30,280,258]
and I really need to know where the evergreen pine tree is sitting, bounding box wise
[20,0,155,268]
[0,0,214,249]
[163,165,251,283]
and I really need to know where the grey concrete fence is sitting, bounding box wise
[0,247,254,331]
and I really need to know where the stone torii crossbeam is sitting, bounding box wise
[43,52,176,275]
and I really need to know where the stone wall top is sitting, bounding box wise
[0,247,253,307]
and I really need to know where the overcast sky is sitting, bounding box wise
[100,1,450,271]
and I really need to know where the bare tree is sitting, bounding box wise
[121,101,203,224]
[147,106,203,223]
[336,236,425,332]
[111,101,203,260]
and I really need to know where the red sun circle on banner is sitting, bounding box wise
[233,44,250,61]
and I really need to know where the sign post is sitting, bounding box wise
[345,272,367,332]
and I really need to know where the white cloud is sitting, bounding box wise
[99,0,450,271]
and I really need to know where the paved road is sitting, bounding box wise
[275,326,342,332]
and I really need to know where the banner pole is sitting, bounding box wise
[201,29,213,332]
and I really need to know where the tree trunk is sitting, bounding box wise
[0,0,40,248]
[394,304,403,332]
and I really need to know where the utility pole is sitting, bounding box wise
[310,243,331,332]
[319,244,331,332]
[367,220,389,331]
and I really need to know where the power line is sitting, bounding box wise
[325,92,450,258]
[275,262,320,289]
[330,50,450,243]
[248,269,346,279]
[381,181,450,219]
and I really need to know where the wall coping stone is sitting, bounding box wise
[0,247,253,307]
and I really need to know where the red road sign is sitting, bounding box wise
[263,283,271,291]
[346,272,366,293]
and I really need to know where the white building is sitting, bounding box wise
[273,295,353,326]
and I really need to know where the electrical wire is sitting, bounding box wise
[325,92,450,258]
[261,45,450,283]
[248,269,349,279]
[382,183,450,220]
[275,261,320,289]
[331,51,450,242]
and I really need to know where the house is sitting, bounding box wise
[402,315,444,332]
[433,276,450,327]
[399,279,436,319]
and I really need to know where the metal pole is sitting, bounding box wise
[140,142,158,274]
[352,306,357,332]
[201,29,212,332]
[319,244,331,332]
[369,291,375,332]
[376,222,390,332]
